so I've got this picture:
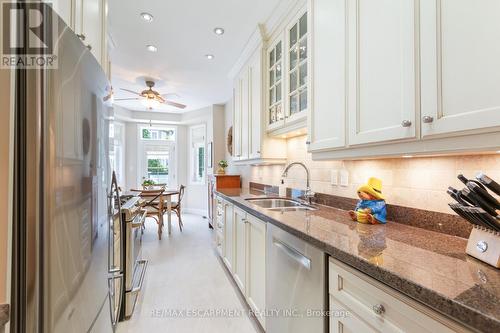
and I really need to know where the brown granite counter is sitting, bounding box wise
[215,188,500,333]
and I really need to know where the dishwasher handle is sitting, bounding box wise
[273,238,311,270]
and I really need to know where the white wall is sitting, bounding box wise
[118,104,227,216]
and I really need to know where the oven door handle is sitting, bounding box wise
[131,209,147,229]
[131,259,148,294]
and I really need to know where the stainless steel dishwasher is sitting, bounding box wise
[266,223,326,333]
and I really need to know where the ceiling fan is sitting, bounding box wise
[115,80,186,110]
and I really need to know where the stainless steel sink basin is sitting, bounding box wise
[245,198,317,211]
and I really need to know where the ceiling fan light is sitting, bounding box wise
[214,27,225,35]
[146,44,158,52]
[142,97,160,110]
[140,12,154,22]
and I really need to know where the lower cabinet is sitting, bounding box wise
[246,214,266,328]
[222,201,234,273]
[216,198,267,330]
[328,258,469,333]
[233,207,248,293]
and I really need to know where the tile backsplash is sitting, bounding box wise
[229,135,500,214]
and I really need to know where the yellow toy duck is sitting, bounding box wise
[349,177,387,224]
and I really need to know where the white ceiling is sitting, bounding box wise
[108,0,282,113]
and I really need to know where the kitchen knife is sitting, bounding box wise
[476,210,500,232]
[467,182,500,210]
[448,203,482,227]
[457,174,487,191]
[463,206,499,231]
[447,186,474,206]
[460,187,499,217]
[476,172,500,196]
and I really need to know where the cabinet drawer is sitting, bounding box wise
[328,258,468,333]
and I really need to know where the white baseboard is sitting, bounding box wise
[183,208,208,217]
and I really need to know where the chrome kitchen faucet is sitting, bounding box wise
[281,162,315,204]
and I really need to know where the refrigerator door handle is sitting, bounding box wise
[108,274,123,328]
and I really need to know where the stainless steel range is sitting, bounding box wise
[119,196,148,320]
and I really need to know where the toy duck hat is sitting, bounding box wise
[357,177,385,200]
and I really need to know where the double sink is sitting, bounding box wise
[245,197,317,212]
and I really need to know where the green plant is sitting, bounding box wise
[218,160,228,168]
[142,179,156,186]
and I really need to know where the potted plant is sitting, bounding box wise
[142,178,156,189]
[217,160,228,175]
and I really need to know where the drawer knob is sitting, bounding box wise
[372,304,385,315]
[401,120,412,127]
[422,115,434,123]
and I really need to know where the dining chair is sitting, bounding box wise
[170,185,185,231]
[130,188,165,240]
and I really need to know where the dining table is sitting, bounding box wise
[125,187,180,236]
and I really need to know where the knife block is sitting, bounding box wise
[466,227,500,268]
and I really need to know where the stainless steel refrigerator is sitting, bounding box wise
[10,9,122,333]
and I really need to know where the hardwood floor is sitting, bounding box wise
[116,214,261,333]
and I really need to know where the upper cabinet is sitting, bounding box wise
[347,0,417,145]
[48,0,109,76]
[232,40,287,165]
[309,0,500,159]
[420,0,500,138]
[267,39,285,131]
[266,8,310,136]
[309,0,346,151]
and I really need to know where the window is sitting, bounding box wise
[139,125,177,188]
[288,12,308,116]
[190,125,206,184]
[146,152,169,184]
[268,40,283,125]
[141,127,175,141]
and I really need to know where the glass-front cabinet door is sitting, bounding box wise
[286,11,308,123]
[267,39,284,131]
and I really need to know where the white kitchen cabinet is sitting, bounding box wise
[309,0,346,151]
[248,51,262,160]
[233,207,247,293]
[265,7,310,137]
[246,214,266,328]
[48,0,108,72]
[347,0,417,145]
[232,44,287,165]
[329,258,469,333]
[222,201,234,273]
[420,0,500,137]
[50,0,72,26]
[233,85,242,160]
[80,0,103,67]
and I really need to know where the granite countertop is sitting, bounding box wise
[215,188,500,333]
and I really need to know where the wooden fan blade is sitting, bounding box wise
[115,97,140,101]
[120,88,142,96]
[156,95,166,103]
[165,100,187,109]
[160,92,179,99]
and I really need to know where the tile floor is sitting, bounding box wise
[116,214,261,333]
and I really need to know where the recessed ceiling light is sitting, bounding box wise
[205,54,214,60]
[214,27,225,35]
[146,44,158,52]
[140,12,154,22]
